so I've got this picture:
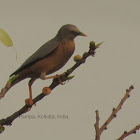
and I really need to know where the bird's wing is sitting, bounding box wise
[10,38,59,77]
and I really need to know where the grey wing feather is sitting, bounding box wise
[10,38,59,77]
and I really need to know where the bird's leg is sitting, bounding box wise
[40,72,60,80]
[40,72,64,85]
[28,78,36,99]
[25,78,36,106]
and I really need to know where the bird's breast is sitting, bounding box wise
[60,40,75,58]
[45,40,75,74]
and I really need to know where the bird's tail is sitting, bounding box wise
[0,75,22,100]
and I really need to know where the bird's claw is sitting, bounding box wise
[57,75,66,85]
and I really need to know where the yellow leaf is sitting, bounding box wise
[0,29,13,47]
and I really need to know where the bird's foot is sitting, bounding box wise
[58,76,65,85]
[55,74,66,85]
[40,73,65,85]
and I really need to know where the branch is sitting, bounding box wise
[117,124,140,140]
[94,85,134,139]
[100,85,134,133]
[0,41,102,132]
[94,110,100,140]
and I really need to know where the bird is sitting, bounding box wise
[0,24,86,104]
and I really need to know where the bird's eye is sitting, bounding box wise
[71,31,78,35]
[71,31,75,34]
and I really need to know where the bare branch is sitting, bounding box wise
[117,124,140,140]
[100,85,134,133]
[94,85,136,139]
[94,110,100,140]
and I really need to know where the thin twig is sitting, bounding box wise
[94,85,135,139]
[100,85,134,133]
[117,124,140,140]
[94,110,100,140]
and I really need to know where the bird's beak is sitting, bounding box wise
[79,32,87,37]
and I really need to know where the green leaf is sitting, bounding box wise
[0,29,13,47]
[95,42,104,48]
[67,75,75,80]
[7,75,19,85]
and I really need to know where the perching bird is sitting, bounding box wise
[0,24,86,103]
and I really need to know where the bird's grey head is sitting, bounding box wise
[56,24,87,40]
